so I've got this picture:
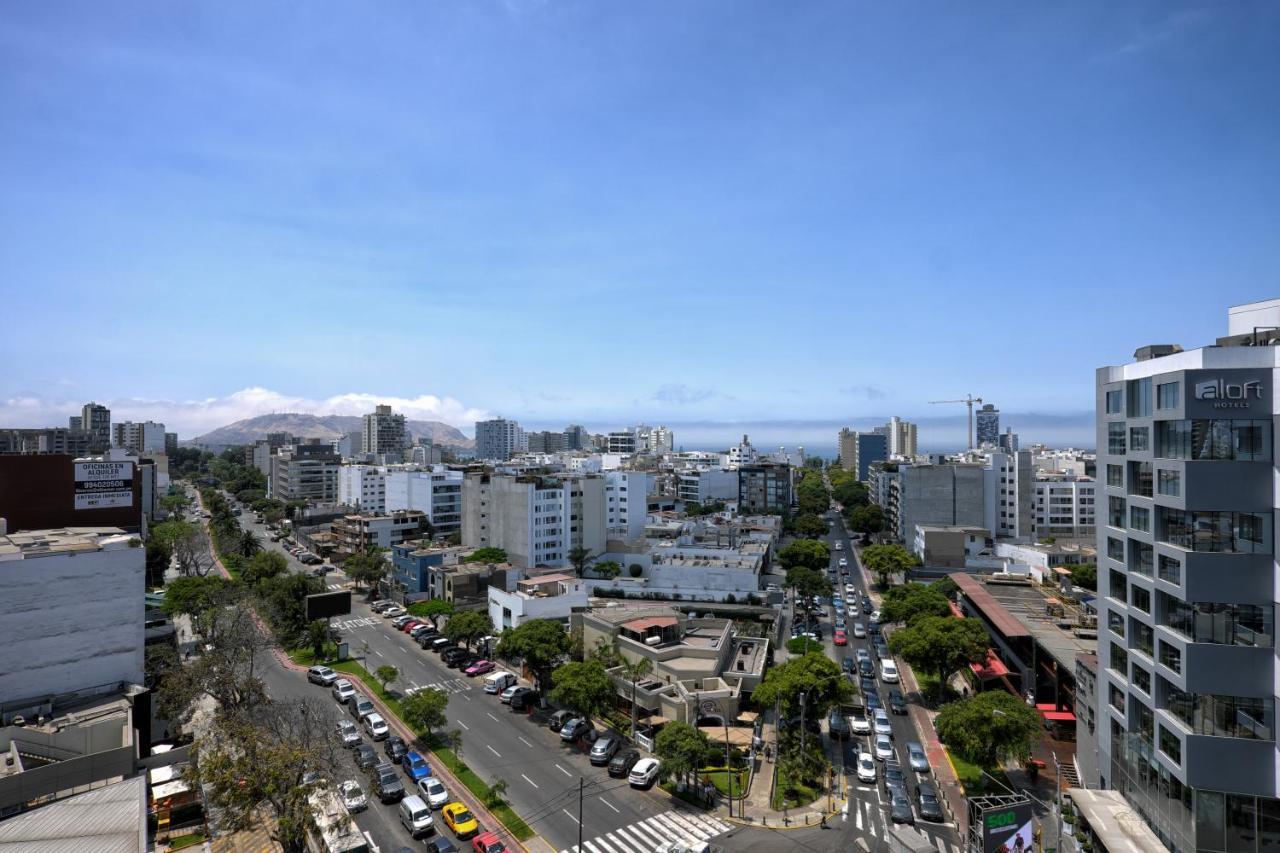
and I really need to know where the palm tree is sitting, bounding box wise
[568,546,594,578]
[621,657,654,739]
[238,530,262,558]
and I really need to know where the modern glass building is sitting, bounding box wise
[1093,299,1280,852]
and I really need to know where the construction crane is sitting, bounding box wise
[929,394,984,450]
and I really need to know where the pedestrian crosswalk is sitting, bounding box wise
[843,795,959,852]
[561,809,730,853]
[326,582,352,591]
[405,677,472,696]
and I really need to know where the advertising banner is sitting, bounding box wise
[73,461,134,510]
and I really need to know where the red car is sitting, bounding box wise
[472,832,506,853]
[465,659,496,677]
[400,620,423,633]
[833,629,847,646]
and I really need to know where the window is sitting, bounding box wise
[1107,536,1125,561]
[1155,419,1272,461]
[1108,609,1126,638]
[1130,505,1150,533]
[1106,389,1124,414]
[1159,640,1182,674]
[1127,461,1152,497]
[1108,422,1127,455]
[1159,726,1182,763]
[1165,685,1274,741]
[1107,464,1124,487]
[1110,683,1126,712]
[1129,540,1153,577]
[1131,619,1154,656]
[1164,598,1274,647]
[1156,469,1180,497]
[1157,382,1180,410]
[1110,642,1129,676]
[1131,585,1151,613]
[1158,554,1182,585]
[1109,569,1128,602]
[1129,427,1150,452]
[1128,378,1153,417]
[1109,496,1126,528]
[1159,508,1270,553]
[1132,664,1152,694]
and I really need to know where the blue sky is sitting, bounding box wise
[2,2,1278,448]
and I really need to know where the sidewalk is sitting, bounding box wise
[722,722,840,831]
[854,546,969,837]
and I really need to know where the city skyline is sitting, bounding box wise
[4,3,1279,436]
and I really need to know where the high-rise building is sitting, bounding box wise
[851,431,889,481]
[563,424,589,451]
[461,471,606,567]
[112,420,166,454]
[887,416,918,458]
[474,418,523,461]
[999,428,1019,453]
[738,462,792,514]
[362,405,407,458]
[526,431,567,453]
[270,440,340,502]
[68,416,83,430]
[838,428,857,472]
[81,402,111,452]
[1092,298,1280,853]
[164,432,179,454]
[975,404,1000,447]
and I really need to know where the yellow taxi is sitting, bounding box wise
[442,801,479,839]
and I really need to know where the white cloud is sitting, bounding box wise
[0,387,491,437]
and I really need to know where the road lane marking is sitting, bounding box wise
[521,773,539,788]
[562,808,580,824]
[373,650,383,657]
[487,713,500,722]
[555,763,571,776]
[487,745,501,757]
[518,736,534,748]
[457,720,470,730]
[599,796,620,814]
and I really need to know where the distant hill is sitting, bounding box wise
[189,413,473,448]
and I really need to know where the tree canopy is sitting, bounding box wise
[1070,563,1097,591]
[407,598,455,626]
[401,687,450,737]
[778,539,830,573]
[789,513,827,538]
[163,575,232,617]
[879,583,952,625]
[847,503,885,535]
[444,610,492,650]
[549,659,615,721]
[242,550,289,586]
[654,721,710,785]
[887,616,989,703]
[591,560,622,580]
[784,566,832,600]
[495,618,570,694]
[343,549,388,593]
[861,543,919,587]
[753,652,852,721]
[935,690,1042,768]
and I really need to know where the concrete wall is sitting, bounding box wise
[899,465,985,542]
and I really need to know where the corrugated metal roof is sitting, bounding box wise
[950,572,1032,638]
[0,775,145,852]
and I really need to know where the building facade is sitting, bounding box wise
[1093,299,1280,853]
[474,418,523,461]
[852,430,889,481]
[361,405,407,458]
[675,469,738,505]
[462,472,607,568]
[81,402,111,452]
[887,416,918,458]
[270,441,340,503]
[976,403,1000,447]
[738,462,792,514]
[112,421,166,454]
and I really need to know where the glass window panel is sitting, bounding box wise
[1129,378,1153,417]
[1225,793,1258,853]
[1158,554,1182,585]
[1108,464,1124,487]
[1157,382,1180,410]
[1157,469,1181,497]
[1109,422,1127,455]
[1159,641,1182,674]
[1106,389,1124,414]
[1128,461,1153,497]
[1130,505,1150,533]
[1130,426,1150,452]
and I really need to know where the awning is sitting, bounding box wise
[970,649,1010,680]
[644,715,673,726]
[947,601,965,619]
[151,779,191,801]
[736,711,759,723]
[1037,703,1076,723]
[698,726,755,748]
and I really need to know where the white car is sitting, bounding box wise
[850,712,872,735]
[873,708,892,736]
[853,623,867,639]
[838,558,848,568]
[856,752,878,784]
[845,583,857,596]
[880,660,900,684]
[629,757,661,787]
[340,779,368,812]
[383,606,406,619]
[874,734,895,762]
[870,610,882,623]
[500,684,521,703]
[418,776,449,809]
[336,719,361,747]
[331,679,356,703]
[307,665,337,686]
[362,713,389,741]
[391,615,415,628]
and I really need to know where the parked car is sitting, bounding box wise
[559,718,594,742]
[441,648,470,667]
[332,679,356,704]
[499,685,522,704]
[608,749,641,778]
[472,832,506,853]
[589,735,621,765]
[827,709,850,739]
[484,672,518,694]
[419,776,449,809]
[873,708,892,736]
[354,743,379,770]
[399,794,435,838]
[548,710,575,732]
[308,665,338,686]
[628,757,661,788]
[464,660,496,677]
[371,762,406,803]
[916,782,945,822]
[442,802,479,839]
[856,751,878,784]
[426,838,459,853]
[907,741,930,773]
[416,632,442,648]
[350,695,376,720]
[509,687,537,711]
[337,719,362,748]
[874,734,895,762]
[410,624,436,639]
[880,660,900,683]
[363,713,390,741]
[403,750,432,781]
[398,618,421,632]
[371,600,396,613]
[888,689,908,715]
[340,779,368,812]
[889,792,915,825]
[385,735,408,763]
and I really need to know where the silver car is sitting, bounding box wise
[907,741,930,773]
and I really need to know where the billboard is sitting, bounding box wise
[982,800,1035,853]
[73,461,135,510]
[306,591,352,621]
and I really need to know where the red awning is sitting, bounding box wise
[948,601,965,619]
[970,649,1010,680]
[1036,703,1076,722]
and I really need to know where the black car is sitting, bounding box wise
[451,653,482,671]
[916,783,945,822]
[441,647,469,666]
[416,632,442,648]
[882,761,908,797]
[864,689,882,711]
[875,641,891,659]
[862,600,873,614]
[384,735,408,763]
[858,659,875,678]
[889,792,915,825]
[608,749,641,778]
[888,689,908,715]
[859,676,877,694]
[425,838,459,853]
[509,687,537,711]
[354,743,379,770]
[827,708,850,739]
[841,657,855,674]
[370,762,405,803]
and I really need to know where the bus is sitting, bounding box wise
[306,789,369,853]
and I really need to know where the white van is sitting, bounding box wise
[398,794,434,837]
[484,672,517,694]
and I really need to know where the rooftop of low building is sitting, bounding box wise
[0,526,133,561]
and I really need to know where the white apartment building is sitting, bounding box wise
[0,527,144,706]
[887,416,918,458]
[488,572,589,630]
[605,470,651,541]
[1034,476,1096,539]
[338,464,388,511]
[111,421,166,455]
[675,468,739,505]
[724,435,758,470]
[462,472,607,568]
[338,465,464,534]
[980,449,1034,541]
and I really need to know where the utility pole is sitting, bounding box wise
[799,692,807,754]
[578,777,584,853]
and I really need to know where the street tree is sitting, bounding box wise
[162,575,232,617]
[861,543,918,588]
[375,665,399,693]
[654,721,710,787]
[879,584,951,625]
[935,690,1042,768]
[305,619,330,662]
[887,616,989,703]
[753,652,852,721]
[401,687,450,738]
[777,539,830,573]
[790,514,827,538]
[567,545,594,577]
[242,550,289,586]
[444,611,491,650]
[847,503,885,536]
[342,548,388,594]
[162,591,272,723]
[784,566,832,600]
[407,598,455,628]
[495,618,570,696]
[932,575,960,601]
[484,778,509,807]
[160,521,217,577]
[238,530,263,558]
[259,572,324,644]
[549,659,614,724]
[620,657,653,739]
